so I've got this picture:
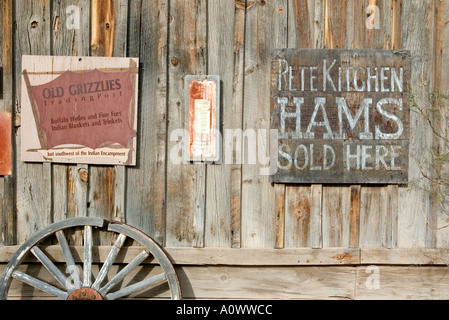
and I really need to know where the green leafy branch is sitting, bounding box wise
[411,89,449,215]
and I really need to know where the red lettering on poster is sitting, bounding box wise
[25,69,135,150]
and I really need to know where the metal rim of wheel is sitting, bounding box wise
[0,217,182,300]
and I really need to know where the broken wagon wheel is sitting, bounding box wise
[0,217,182,300]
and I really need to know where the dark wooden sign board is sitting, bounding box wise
[271,49,411,184]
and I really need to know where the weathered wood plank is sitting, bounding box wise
[50,0,90,226]
[349,184,361,247]
[357,0,401,249]
[324,0,347,49]
[166,0,208,247]
[52,0,90,56]
[4,263,449,300]
[391,0,403,50]
[430,0,447,249]
[240,0,279,248]
[397,0,435,247]
[1,263,358,299]
[179,265,357,299]
[361,247,449,265]
[356,265,449,300]
[87,1,129,247]
[0,0,15,245]
[0,245,360,265]
[359,186,389,247]
[190,0,207,249]
[7,245,449,266]
[272,0,288,249]
[125,0,158,240]
[88,0,115,227]
[168,247,359,265]
[204,0,241,247]
[385,184,398,248]
[284,185,318,247]
[320,0,352,249]
[111,0,129,225]
[287,0,326,55]
[318,0,403,249]
[8,245,358,266]
[283,0,325,250]
[436,0,449,249]
[15,0,53,243]
[112,0,128,56]
[91,0,115,57]
[274,183,286,248]
[229,1,247,248]
[1,0,13,114]
[1,264,354,300]
[322,186,352,246]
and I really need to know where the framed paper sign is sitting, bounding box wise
[184,75,221,163]
[21,55,139,166]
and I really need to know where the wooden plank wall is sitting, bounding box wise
[1,0,449,259]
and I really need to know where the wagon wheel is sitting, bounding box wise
[0,217,182,300]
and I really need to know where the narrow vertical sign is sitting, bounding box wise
[271,49,410,184]
[185,75,220,162]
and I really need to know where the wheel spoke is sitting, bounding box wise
[83,225,93,287]
[30,247,70,290]
[1,218,181,300]
[12,270,68,300]
[106,273,166,300]
[56,230,81,289]
[92,233,127,290]
[99,250,149,297]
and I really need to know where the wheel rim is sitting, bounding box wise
[0,218,182,300]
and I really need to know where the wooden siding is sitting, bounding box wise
[1,0,449,299]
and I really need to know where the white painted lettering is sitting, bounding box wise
[310,66,318,91]
[336,97,373,140]
[375,98,403,139]
[375,145,389,170]
[305,98,333,139]
[294,144,308,170]
[346,144,361,170]
[380,67,390,92]
[278,97,303,139]
[277,59,289,91]
[391,67,404,92]
[323,144,336,170]
[323,59,337,91]
[361,145,373,170]
[367,67,379,92]
[278,144,292,170]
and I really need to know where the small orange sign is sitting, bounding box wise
[185,75,220,162]
[0,113,12,176]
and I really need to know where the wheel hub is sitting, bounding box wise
[67,288,104,300]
